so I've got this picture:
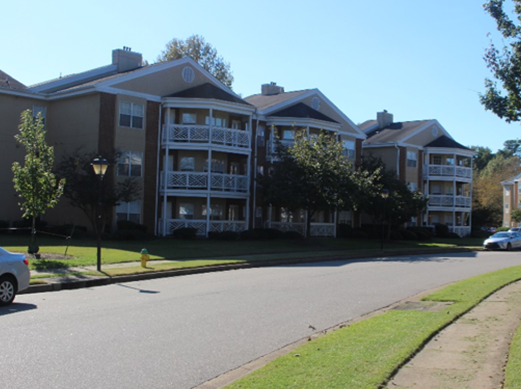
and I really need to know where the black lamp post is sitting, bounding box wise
[380,189,389,251]
[91,156,109,272]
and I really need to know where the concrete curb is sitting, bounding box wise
[20,248,475,295]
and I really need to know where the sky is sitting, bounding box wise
[2,0,519,152]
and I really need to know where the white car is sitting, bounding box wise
[509,227,521,233]
[0,247,30,306]
[483,231,521,251]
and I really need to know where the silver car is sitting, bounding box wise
[483,231,521,251]
[0,247,30,306]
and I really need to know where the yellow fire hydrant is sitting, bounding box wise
[140,248,149,268]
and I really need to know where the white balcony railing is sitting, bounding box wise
[424,165,472,179]
[428,195,471,208]
[266,222,335,237]
[158,219,247,236]
[160,171,249,193]
[162,125,250,149]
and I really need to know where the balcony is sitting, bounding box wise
[160,171,249,193]
[162,125,250,150]
[424,165,472,180]
[427,195,471,208]
[158,219,247,236]
[267,139,294,155]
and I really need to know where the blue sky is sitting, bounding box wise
[2,0,518,152]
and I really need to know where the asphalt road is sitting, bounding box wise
[2,251,521,389]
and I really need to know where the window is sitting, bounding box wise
[228,205,239,221]
[202,204,223,220]
[446,157,455,165]
[229,162,240,175]
[180,157,195,171]
[204,159,225,173]
[117,151,143,177]
[506,204,510,209]
[116,200,141,224]
[407,151,417,167]
[119,102,144,129]
[231,120,242,130]
[179,203,194,219]
[182,112,197,124]
[339,211,352,225]
[342,140,355,159]
[205,116,226,128]
[257,126,265,147]
[506,187,511,196]
[408,182,417,192]
[282,129,294,140]
[432,185,441,195]
[433,156,442,165]
[33,105,47,125]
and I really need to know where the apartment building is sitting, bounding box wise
[245,82,366,236]
[0,48,365,237]
[501,173,521,227]
[360,111,474,237]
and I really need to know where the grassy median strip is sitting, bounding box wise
[225,265,521,389]
[505,322,521,389]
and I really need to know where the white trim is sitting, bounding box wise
[400,119,453,143]
[257,89,366,139]
[162,97,255,115]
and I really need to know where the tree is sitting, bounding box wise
[471,145,495,172]
[261,131,375,238]
[157,34,234,88]
[54,149,141,233]
[12,110,65,254]
[511,207,521,223]
[357,156,428,232]
[473,154,521,225]
[481,0,521,122]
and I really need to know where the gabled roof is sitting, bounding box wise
[269,102,338,123]
[245,89,311,111]
[424,135,470,150]
[168,83,251,106]
[364,120,432,144]
[501,172,521,185]
[0,69,26,90]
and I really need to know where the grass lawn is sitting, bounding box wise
[225,265,521,389]
[0,234,483,274]
[505,321,521,389]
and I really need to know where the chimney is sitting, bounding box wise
[261,82,284,95]
[112,47,143,73]
[377,110,393,129]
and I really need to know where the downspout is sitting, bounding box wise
[394,142,400,180]
[154,104,162,236]
[252,111,259,230]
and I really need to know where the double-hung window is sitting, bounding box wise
[119,102,144,129]
[33,105,47,125]
[116,200,141,224]
[407,151,417,167]
[117,151,143,177]
[342,140,355,159]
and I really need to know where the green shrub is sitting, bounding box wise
[444,232,461,239]
[434,223,450,237]
[282,230,303,240]
[407,227,433,240]
[117,220,147,233]
[217,231,239,241]
[401,230,418,240]
[389,230,403,240]
[337,223,353,238]
[471,230,491,239]
[497,226,509,232]
[351,228,369,239]
[255,228,284,239]
[173,227,198,239]
[110,229,147,241]
[240,229,263,240]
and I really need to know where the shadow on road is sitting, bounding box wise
[0,302,37,316]
[284,251,480,267]
[116,283,160,294]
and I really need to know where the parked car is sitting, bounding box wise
[483,231,521,251]
[509,227,521,233]
[0,247,30,306]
